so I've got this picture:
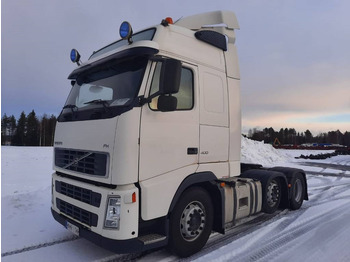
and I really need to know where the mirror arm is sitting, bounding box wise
[137,91,161,106]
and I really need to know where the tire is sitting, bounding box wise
[289,173,306,210]
[262,178,282,214]
[168,187,213,258]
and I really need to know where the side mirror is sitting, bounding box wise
[159,59,182,95]
[157,95,177,112]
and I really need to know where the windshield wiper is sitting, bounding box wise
[63,104,78,110]
[84,99,110,112]
[62,104,78,119]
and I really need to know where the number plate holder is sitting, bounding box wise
[65,221,80,236]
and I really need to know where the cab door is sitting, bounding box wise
[139,60,199,182]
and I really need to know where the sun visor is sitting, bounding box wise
[68,44,159,80]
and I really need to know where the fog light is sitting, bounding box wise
[105,197,121,229]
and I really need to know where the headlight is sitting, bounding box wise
[105,197,121,229]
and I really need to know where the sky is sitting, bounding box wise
[2,0,350,135]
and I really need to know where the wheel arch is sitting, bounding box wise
[168,172,225,234]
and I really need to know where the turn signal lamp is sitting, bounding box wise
[132,192,136,203]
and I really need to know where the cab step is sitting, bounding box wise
[138,234,166,245]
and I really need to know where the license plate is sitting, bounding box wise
[66,221,80,236]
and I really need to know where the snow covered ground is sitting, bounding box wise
[2,138,350,261]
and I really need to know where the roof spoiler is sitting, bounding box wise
[175,10,239,44]
[175,10,239,30]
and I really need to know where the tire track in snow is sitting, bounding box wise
[2,235,154,262]
[1,235,79,257]
[177,211,287,262]
[246,201,350,262]
[91,251,156,262]
[306,180,350,207]
[302,163,350,172]
[305,171,350,178]
[195,200,350,262]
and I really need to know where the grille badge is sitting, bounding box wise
[63,152,93,169]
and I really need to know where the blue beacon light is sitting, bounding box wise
[119,21,133,43]
[70,49,81,65]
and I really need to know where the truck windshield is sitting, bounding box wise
[58,56,148,122]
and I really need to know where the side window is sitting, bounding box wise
[149,62,194,110]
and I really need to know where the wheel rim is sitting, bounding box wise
[294,179,303,203]
[267,180,280,207]
[180,201,206,242]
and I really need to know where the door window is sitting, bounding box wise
[149,62,194,110]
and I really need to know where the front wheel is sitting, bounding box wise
[168,187,213,258]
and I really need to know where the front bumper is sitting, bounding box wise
[52,172,140,240]
[51,172,168,253]
[52,208,147,253]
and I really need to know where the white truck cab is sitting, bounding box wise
[51,11,308,257]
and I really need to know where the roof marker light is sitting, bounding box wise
[119,21,133,44]
[165,17,174,24]
[161,17,174,27]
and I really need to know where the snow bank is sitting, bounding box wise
[241,136,289,167]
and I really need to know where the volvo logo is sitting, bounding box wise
[63,152,93,169]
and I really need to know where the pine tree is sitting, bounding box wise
[278,128,284,144]
[26,110,40,146]
[8,115,17,139]
[304,130,313,143]
[48,115,57,146]
[40,114,48,146]
[12,112,27,146]
[1,114,9,145]
[343,132,350,146]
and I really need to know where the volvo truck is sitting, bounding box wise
[51,11,308,257]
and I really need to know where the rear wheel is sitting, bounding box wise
[262,178,282,214]
[289,173,306,210]
[169,187,213,257]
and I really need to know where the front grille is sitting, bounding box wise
[55,181,101,207]
[55,148,107,177]
[56,198,98,227]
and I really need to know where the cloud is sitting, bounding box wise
[241,60,350,132]
[2,0,350,135]
[242,110,350,134]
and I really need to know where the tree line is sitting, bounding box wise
[247,127,350,146]
[1,110,57,146]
